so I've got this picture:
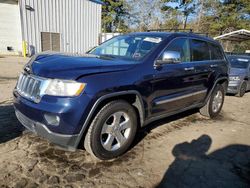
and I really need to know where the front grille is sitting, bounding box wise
[16,73,42,102]
[228,86,238,90]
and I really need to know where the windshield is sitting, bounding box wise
[229,57,250,69]
[89,35,163,61]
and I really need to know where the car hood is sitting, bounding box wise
[229,67,247,76]
[27,53,137,80]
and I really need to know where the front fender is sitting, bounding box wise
[74,90,145,148]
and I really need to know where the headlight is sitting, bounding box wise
[45,79,86,97]
[229,76,241,81]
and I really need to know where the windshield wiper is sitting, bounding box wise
[98,54,116,60]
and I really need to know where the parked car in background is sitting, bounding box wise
[13,32,229,160]
[227,55,250,97]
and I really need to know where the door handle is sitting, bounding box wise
[184,67,194,71]
[210,64,218,68]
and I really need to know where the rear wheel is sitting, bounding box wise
[236,81,247,97]
[199,84,225,118]
[84,100,137,160]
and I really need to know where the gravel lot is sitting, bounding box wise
[0,56,249,188]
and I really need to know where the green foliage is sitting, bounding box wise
[161,0,197,29]
[160,0,250,51]
[101,0,129,32]
[125,0,163,31]
[101,0,250,52]
[197,0,250,52]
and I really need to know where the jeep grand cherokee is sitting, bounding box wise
[14,32,229,160]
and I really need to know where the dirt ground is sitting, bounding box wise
[0,56,249,188]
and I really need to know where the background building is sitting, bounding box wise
[0,0,22,55]
[0,0,102,56]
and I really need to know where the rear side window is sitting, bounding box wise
[190,39,210,61]
[164,38,191,62]
[209,43,224,60]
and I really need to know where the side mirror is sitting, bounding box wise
[155,51,181,66]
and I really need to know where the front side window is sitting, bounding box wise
[191,39,210,61]
[90,35,163,61]
[161,38,190,62]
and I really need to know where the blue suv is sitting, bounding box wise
[14,32,229,160]
[227,55,250,97]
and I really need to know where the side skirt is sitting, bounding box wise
[143,102,203,126]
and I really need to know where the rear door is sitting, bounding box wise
[207,42,228,88]
[189,39,213,96]
[151,38,207,117]
[208,43,226,71]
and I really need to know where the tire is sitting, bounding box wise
[199,84,225,118]
[236,81,247,97]
[84,100,137,160]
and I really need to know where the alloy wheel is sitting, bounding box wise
[100,111,132,151]
[212,90,223,113]
[240,82,247,97]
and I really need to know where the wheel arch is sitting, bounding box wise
[205,77,228,104]
[75,91,145,148]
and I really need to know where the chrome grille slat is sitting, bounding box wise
[30,79,37,96]
[29,79,35,95]
[16,73,42,103]
[19,75,25,90]
[27,78,33,96]
[23,77,30,95]
[17,74,23,90]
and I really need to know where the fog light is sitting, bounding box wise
[44,114,60,126]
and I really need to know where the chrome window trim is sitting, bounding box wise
[155,90,207,105]
[154,36,226,66]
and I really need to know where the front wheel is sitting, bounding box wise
[199,84,225,118]
[84,100,137,160]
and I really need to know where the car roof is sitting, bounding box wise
[227,55,250,59]
[127,32,219,45]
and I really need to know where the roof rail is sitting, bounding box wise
[147,28,193,32]
[147,28,209,37]
[225,52,250,56]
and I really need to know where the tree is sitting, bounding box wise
[125,0,164,31]
[197,0,250,52]
[161,4,182,30]
[102,0,129,32]
[101,0,250,52]
[161,0,196,29]
[197,0,250,34]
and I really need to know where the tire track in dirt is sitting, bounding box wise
[0,93,250,187]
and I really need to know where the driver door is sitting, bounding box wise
[150,38,207,117]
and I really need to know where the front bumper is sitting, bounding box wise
[13,89,95,150]
[15,108,79,151]
[227,80,241,94]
